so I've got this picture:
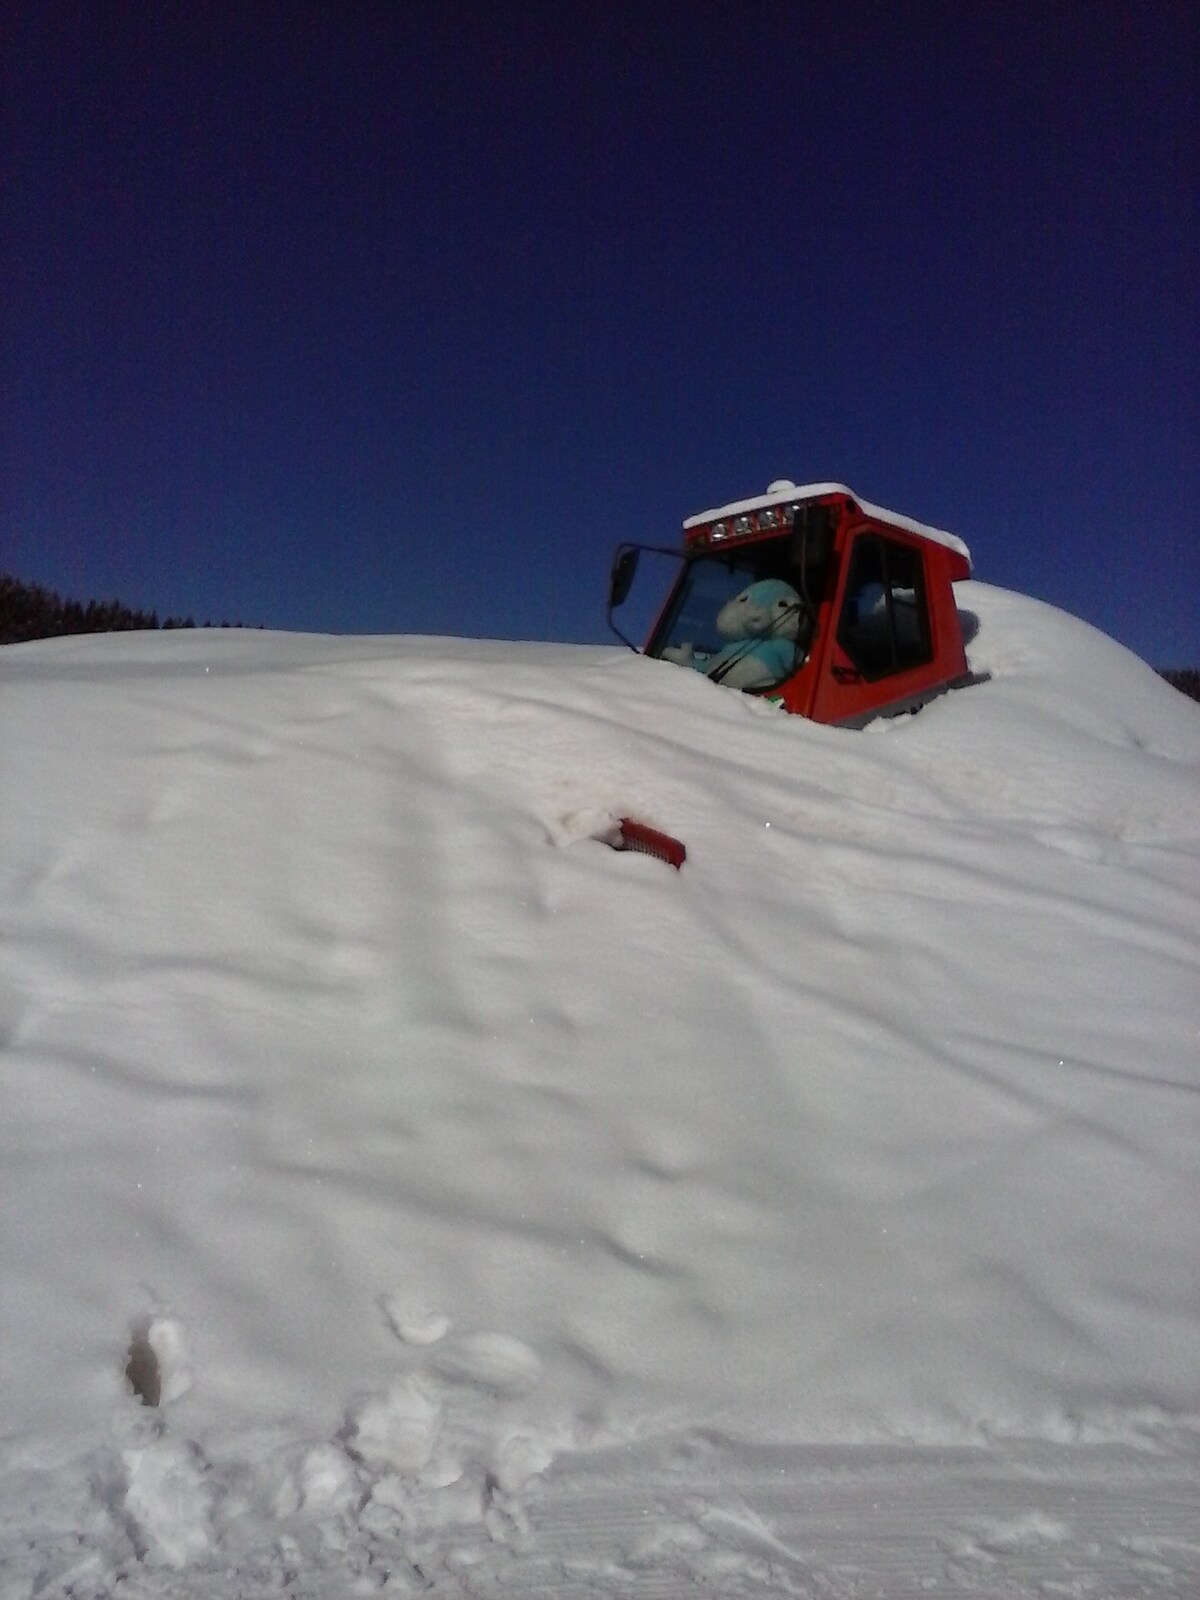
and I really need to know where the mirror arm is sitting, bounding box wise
[607,615,642,652]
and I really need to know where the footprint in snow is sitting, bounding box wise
[432,1331,543,1397]
[122,1437,214,1569]
[379,1290,452,1347]
[347,1377,441,1474]
[125,1314,192,1408]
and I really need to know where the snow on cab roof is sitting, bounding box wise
[683,480,972,564]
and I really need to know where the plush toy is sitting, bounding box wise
[664,578,806,690]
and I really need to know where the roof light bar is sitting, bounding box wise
[684,481,970,562]
[693,501,799,547]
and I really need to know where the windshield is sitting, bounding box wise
[653,556,761,659]
[648,546,814,693]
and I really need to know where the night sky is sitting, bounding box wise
[3,2,1197,665]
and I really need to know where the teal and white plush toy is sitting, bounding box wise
[665,578,805,690]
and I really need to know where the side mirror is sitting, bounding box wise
[605,540,686,653]
[608,546,639,610]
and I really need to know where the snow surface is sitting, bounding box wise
[2,582,1198,1597]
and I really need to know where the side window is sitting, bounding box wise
[837,535,932,680]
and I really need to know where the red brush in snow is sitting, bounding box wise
[611,818,687,870]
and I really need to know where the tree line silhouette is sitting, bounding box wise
[1,574,251,646]
[1161,668,1200,703]
[0,570,1195,703]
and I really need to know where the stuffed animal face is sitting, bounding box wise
[660,577,807,692]
[715,579,803,642]
[686,579,806,691]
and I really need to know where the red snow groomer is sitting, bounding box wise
[607,480,982,727]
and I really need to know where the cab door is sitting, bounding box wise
[811,528,938,725]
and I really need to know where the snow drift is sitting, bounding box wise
[2,581,1198,1595]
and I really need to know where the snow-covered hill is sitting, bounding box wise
[2,582,1198,1597]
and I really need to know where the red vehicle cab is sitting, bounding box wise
[608,479,979,727]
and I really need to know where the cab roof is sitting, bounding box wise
[683,480,972,565]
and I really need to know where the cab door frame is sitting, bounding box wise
[810,518,966,726]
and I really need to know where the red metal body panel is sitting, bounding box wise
[808,520,970,726]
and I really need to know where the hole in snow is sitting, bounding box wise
[126,1320,161,1407]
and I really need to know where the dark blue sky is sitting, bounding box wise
[3,2,1197,664]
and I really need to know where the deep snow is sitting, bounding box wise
[1,581,1198,1597]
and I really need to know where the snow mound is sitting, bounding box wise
[2,582,1198,1592]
